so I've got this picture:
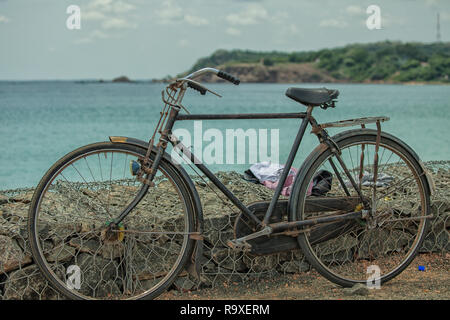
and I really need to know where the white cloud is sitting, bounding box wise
[319,18,348,28]
[318,4,365,29]
[155,1,209,26]
[184,14,209,26]
[271,11,289,25]
[112,0,135,13]
[178,39,189,47]
[83,11,107,21]
[226,27,241,36]
[83,0,136,22]
[86,0,135,14]
[101,17,136,29]
[346,5,364,16]
[226,3,268,26]
[75,0,137,44]
[86,0,112,11]
[0,15,9,23]
[91,29,110,38]
[74,30,111,44]
[155,0,183,24]
[288,24,299,35]
[425,0,442,6]
[441,12,450,21]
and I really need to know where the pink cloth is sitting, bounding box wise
[262,167,314,197]
[262,167,297,196]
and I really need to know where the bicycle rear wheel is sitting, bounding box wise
[28,142,195,299]
[291,130,430,287]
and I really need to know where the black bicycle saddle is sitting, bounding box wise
[285,87,339,107]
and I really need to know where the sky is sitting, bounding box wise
[0,0,449,80]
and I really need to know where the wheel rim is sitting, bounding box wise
[31,146,192,299]
[298,139,428,285]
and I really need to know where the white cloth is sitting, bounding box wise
[249,162,285,183]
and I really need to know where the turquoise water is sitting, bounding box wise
[0,81,449,190]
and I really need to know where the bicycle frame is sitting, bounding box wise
[145,104,368,237]
[112,68,386,241]
[173,109,310,228]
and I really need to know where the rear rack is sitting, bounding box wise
[318,116,389,129]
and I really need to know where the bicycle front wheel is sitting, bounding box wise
[292,130,430,287]
[28,142,195,299]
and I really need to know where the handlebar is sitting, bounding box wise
[183,68,240,86]
[170,67,240,99]
[187,81,207,95]
[217,70,240,85]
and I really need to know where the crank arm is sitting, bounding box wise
[227,226,272,251]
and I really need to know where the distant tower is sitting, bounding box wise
[437,13,441,42]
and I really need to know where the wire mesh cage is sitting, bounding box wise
[0,161,448,300]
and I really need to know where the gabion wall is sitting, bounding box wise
[0,161,448,299]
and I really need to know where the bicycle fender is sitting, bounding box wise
[109,136,205,279]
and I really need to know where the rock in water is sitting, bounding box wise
[112,76,132,83]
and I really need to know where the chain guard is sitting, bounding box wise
[233,200,299,255]
[234,198,364,255]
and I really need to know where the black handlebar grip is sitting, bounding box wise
[217,70,240,85]
[187,81,207,95]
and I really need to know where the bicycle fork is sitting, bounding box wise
[110,106,180,227]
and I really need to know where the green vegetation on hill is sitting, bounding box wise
[187,41,450,83]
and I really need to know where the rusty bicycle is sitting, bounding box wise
[28,67,433,299]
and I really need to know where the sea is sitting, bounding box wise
[0,81,449,190]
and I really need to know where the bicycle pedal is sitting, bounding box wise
[227,239,252,252]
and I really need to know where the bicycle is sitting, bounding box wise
[28,67,434,299]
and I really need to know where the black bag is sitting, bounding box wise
[311,170,332,196]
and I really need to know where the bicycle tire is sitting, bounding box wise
[290,129,431,287]
[28,142,196,300]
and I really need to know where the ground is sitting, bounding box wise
[160,253,449,300]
